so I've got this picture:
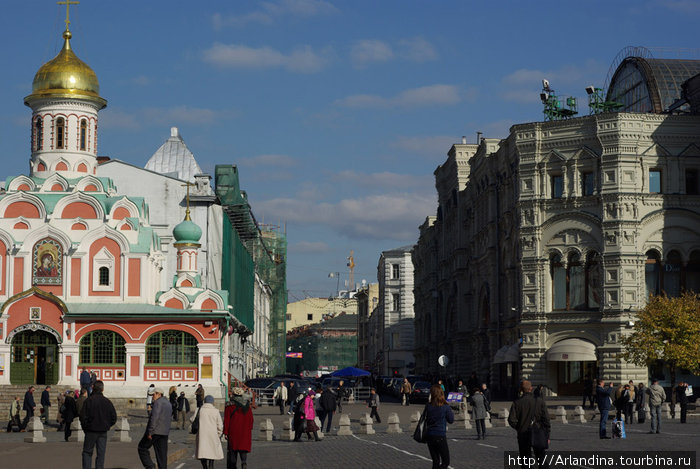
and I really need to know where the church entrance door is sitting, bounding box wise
[10,330,58,385]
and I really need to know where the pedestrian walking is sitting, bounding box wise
[79,380,117,469]
[21,385,36,431]
[90,371,97,394]
[303,391,320,441]
[635,383,647,424]
[57,390,66,430]
[176,392,190,430]
[336,380,348,413]
[401,378,412,406]
[138,387,171,469]
[76,387,88,416]
[623,383,635,424]
[224,387,254,469]
[6,396,21,432]
[676,381,689,424]
[195,384,205,409]
[80,367,92,395]
[169,386,178,421]
[193,395,224,469]
[287,381,298,415]
[596,379,615,439]
[273,382,287,415]
[508,380,550,469]
[318,386,337,433]
[645,378,666,434]
[146,384,155,414]
[40,386,51,424]
[292,393,307,442]
[424,384,454,469]
[63,390,78,442]
[367,388,381,423]
[468,388,489,439]
[456,380,468,414]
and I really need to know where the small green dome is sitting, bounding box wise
[173,217,202,244]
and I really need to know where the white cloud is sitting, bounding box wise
[212,0,339,28]
[255,191,435,241]
[500,61,606,103]
[237,154,297,168]
[350,40,394,68]
[336,84,464,109]
[289,241,330,253]
[202,43,328,73]
[331,170,430,190]
[398,37,438,62]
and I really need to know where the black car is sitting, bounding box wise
[411,381,432,403]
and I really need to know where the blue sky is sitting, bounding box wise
[1,0,698,300]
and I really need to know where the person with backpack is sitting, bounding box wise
[508,380,550,468]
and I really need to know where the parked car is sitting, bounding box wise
[411,381,432,403]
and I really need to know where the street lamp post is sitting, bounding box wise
[328,272,340,297]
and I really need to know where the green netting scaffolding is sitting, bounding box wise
[215,165,287,376]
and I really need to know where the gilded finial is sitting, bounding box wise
[181,182,194,221]
[57,0,80,31]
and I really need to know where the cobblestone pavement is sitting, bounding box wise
[1,402,697,469]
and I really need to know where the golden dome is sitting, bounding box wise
[24,30,106,109]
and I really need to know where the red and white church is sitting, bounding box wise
[0,24,233,396]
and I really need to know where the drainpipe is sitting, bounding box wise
[220,314,230,400]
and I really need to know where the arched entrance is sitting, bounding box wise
[546,338,597,395]
[10,329,59,385]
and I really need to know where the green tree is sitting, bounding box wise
[621,293,700,388]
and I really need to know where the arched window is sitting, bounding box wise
[551,254,566,310]
[98,266,110,286]
[664,250,682,297]
[80,119,87,151]
[55,117,65,149]
[35,117,43,151]
[645,251,661,298]
[146,330,197,365]
[79,330,126,365]
[568,253,585,310]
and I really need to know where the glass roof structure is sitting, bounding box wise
[606,58,700,113]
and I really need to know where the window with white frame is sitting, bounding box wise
[92,247,115,291]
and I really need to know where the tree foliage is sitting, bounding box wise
[620,293,700,384]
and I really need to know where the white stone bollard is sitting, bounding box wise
[556,406,568,424]
[410,411,422,424]
[643,404,651,421]
[463,408,473,429]
[484,411,493,428]
[280,417,294,441]
[314,417,324,439]
[573,406,586,424]
[337,414,353,436]
[359,413,375,435]
[673,403,680,418]
[661,403,672,419]
[258,418,273,441]
[111,417,132,442]
[499,409,510,427]
[387,412,402,433]
[68,418,85,442]
[24,416,47,443]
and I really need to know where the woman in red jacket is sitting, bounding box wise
[224,387,254,469]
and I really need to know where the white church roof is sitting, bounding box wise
[144,127,203,182]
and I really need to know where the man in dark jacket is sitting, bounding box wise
[176,392,190,430]
[40,386,51,424]
[63,390,78,442]
[79,380,117,469]
[318,387,337,433]
[596,379,615,438]
[21,386,36,430]
[138,387,171,469]
[80,367,92,395]
[508,380,550,468]
[287,381,298,415]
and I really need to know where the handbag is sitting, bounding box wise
[190,409,200,435]
[530,418,548,450]
[413,407,428,443]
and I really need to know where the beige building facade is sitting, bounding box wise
[286,296,357,332]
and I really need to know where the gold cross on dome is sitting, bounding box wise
[57,0,80,31]
[181,182,195,220]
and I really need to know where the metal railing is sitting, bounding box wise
[246,386,373,406]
